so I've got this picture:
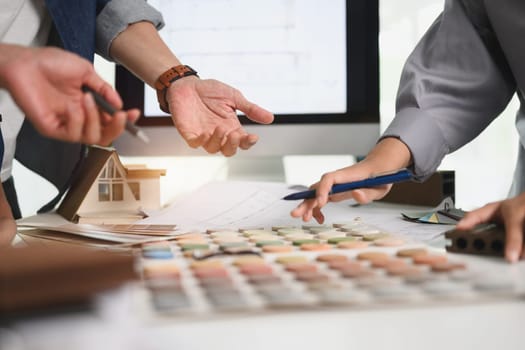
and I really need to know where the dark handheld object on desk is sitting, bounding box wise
[282,168,414,201]
[445,224,505,257]
[81,85,150,144]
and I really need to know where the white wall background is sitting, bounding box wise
[13,0,519,217]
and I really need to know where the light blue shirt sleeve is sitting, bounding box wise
[95,0,165,61]
[380,0,516,180]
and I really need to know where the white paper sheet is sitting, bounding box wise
[342,204,452,244]
[140,181,320,230]
[139,181,451,244]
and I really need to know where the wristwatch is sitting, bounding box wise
[154,65,199,114]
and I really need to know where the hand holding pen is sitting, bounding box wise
[290,165,414,223]
[284,169,413,200]
[0,45,141,145]
[82,86,149,143]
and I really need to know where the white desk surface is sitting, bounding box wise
[3,292,524,350]
[5,194,525,350]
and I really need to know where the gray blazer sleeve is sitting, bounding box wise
[95,0,165,61]
[381,0,516,180]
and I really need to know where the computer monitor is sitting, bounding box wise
[113,0,379,160]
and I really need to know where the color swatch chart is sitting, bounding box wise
[138,218,524,317]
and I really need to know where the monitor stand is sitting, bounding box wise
[226,156,286,182]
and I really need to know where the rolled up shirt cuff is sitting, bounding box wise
[379,107,450,181]
[96,0,165,61]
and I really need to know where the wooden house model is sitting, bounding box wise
[57,146,166,224]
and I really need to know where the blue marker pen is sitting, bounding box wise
[282,169,414,201]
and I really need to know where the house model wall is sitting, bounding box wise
[57,146,166,223]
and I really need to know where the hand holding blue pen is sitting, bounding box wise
[282,169,414,200]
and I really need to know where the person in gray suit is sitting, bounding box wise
[292,0,525,263]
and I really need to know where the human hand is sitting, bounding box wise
[166,77,274,156]
[0,44,140,145]
[290,161,395,223]
[290,138,412,223]
[456,192,525,263]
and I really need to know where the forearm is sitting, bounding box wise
[0,187,14,222]
[109,21,180,87]
[0,185,16,247]
[363,137,413,171]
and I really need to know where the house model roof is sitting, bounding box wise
[57,146,166,222]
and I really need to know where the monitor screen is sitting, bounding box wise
[113,0,379,157]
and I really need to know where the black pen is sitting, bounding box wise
[282,169,414,200]
[81,85,150,144]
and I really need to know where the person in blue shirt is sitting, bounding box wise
[0,0,274,244]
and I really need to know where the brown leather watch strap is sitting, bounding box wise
[154,65,198,113]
